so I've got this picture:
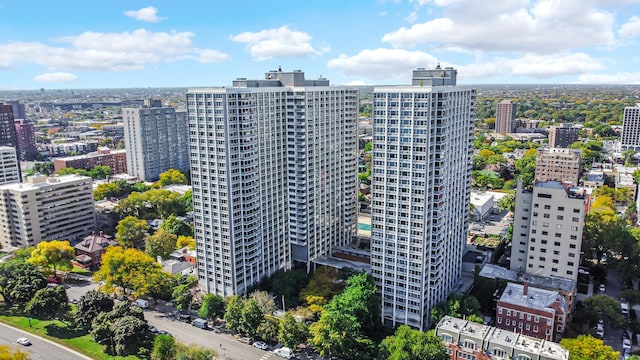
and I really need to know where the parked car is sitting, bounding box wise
[238,337,253,344]
[134,299,149,309]
[16,338,31,346]
[622,302,630,316]
[253,341,269,350]
[148,325,158,333]
[274,347,294,359]
[191,318,209,329]
[599,284,606,293]
[623,338,632,351]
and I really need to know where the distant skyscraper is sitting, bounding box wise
[535,147,582,185]
[15,119,37,161]
[371,66,476,330]
[548,123,579,148]
[122,100,189,181]
[5,100,26,120]
[0,104,18,149]
[0,146,20,185]
[622,103,640,150]
[495,99,517,134]
[187,69,358,296]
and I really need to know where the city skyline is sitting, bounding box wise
[1,1,640,89]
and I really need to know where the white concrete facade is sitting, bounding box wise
[0,174,96,249]
[510,181,585,285]
[123,104,189,181]
[187,70,358,297]
[622,104,640,150]
[0,146,20,185]
[371,67,476,330]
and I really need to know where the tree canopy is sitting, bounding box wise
[115,216,149,249]
[380,325,448,360]
[27,240,75,276]
[94,246,175,299]
[560,335,619,360]
[156,169,188,187]
[145,228,177,260]
[26,285,70,319]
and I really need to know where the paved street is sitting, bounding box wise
[0,322,90,360]
[144,309,272,360]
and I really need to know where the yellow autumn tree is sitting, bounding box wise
[0,345,30,360]
[560,335,619,360]
[28,240,75,277]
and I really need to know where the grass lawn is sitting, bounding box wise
[0,313,139,360]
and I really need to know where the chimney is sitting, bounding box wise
[523,282,529,296]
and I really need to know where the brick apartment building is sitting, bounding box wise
[53,148,127,174]
[496,282,568,342]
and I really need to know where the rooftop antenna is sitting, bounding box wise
[278,66,282,72]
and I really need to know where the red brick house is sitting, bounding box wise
[72,232,118,270]
[496,282,568,342]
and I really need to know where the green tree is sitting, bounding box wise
[89,165,111,179]
[380,325,448,360]
[0,262,47,305]
[279,313,309,349]
[116,216,149,249]
[161,215,193,237]
[157,169,188,187]
[257,316,280,343]
[94,182,122,201]
[576,295,626,329]
[199,293,225,321]
[271,269,309,309]
[32,162,54,175]
[112,315,149,356]
[241,298,264,337]
[91,302,147,356]
[26,285,70,319]
[498,191,516,212]
[57,167,90,176]
[308,272,379,360]
[560,335,619,360]
[363,142,372,152]
[172,283,193,312]
[27,240,75,277]
[74,290,114,331]
[224,295,244,332]
[152,334,176,360]
[145,228,178,260]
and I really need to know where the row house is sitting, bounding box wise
[436,316,568,360]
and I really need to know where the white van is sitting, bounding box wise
[134,299,149,309]
[274,347,294,359]
[621,302,629,316]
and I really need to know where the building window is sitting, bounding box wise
[440,334,453,343]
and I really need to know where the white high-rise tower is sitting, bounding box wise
[187,70,358,296]
[371,66,476,330]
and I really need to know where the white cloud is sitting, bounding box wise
[230,26,329,60]
[198,49,231,63]
[328,48,603,81]
[382,0,616,54]
[0,29,229,71]
[33,72,77,82]
[619,16,640,38]
[124,6,166,22]
[576,72,640,84]
[327,48,439,80]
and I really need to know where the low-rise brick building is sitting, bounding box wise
[496,282,568,342]
[54,148,127,174]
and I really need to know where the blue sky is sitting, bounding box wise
[1,0,640,89]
